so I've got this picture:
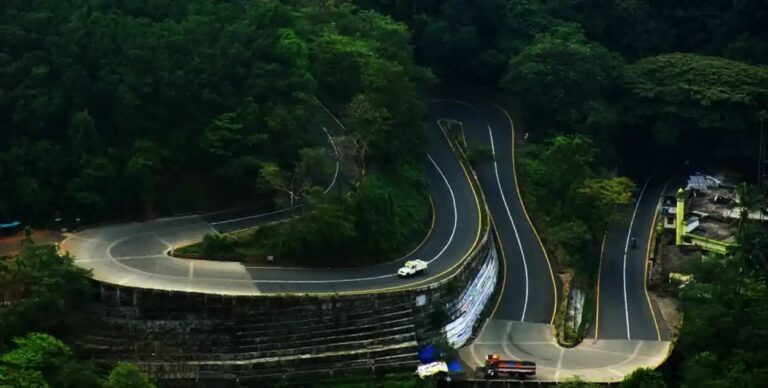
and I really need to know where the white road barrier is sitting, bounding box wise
[444,247,499,348]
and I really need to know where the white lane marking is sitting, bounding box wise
[505,341,558,345]
[210,207,293,226]
[577,345,657,359]
[212,126,339,226]
[114,254,167,261]
[116,275,137,286]
[502,320,517,359]
[488,125,529,321]
[251,274,394,284]
[155,235,172,249]
[257,153,456,283]
[623,175,653,340]
[469,345,485,367]
[75,258,111,263]
[611,341,643,368]
[554,347,565,381]
[607,368,625,377]
[322,126,340,194]
[64,235,108,243]
[243,264,338,270]
[99,153,456,286]
[426,153,458,264]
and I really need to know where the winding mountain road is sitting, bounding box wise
[60,96,671,382]
[445,97,672,382]
[60,104,483,295]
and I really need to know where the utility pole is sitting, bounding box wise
[676,188,685,245]
[759,114,766,190]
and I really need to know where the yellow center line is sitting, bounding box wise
[488,216,508,319]
[644,178,670,341]
[278,119,486,297]
[594,233,607,340]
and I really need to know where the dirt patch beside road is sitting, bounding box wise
[0,230,64,257]
[652,293,682,340]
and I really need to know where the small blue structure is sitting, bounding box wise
[418,345,437,364]
[0,221,22,235]
[446,358,462,373]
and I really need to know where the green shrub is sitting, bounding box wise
[200,234,235,257]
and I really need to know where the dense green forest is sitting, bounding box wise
[1,241,155,387]
[3,0,768,386]
[356,0,768,385]
[362,0,768,155]
[1,0,431,262]
[361,0,768,277]
[0,0,427,222]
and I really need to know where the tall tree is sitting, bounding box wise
[623,53,768,152]
[620,367,667,388]
[344,94,393,168]
[0,333,102,388]
[578,176,635,232]
[259,147,332,208]
[126,139,167,218]
[502,24,624,140]
[0,245,91,345]
[105,362,155,388]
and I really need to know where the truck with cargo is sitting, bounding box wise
[484,354,536,378]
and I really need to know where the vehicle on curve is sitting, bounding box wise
[398,259,427,277]
[416,361,448,379]
[484,354,536,379]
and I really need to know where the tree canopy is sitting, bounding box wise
[620,367,667,388]
[0,332,154,388]
[0,0,427,226]
[519,134,634,281]
[676,228,768,387]
[3,0,768,385]
[0,244,92,345]
[502,24,624,140]
[623,53,768,149]
[105,363,155,388]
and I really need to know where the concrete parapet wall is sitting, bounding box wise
[77,129,498,385]
[79,225,495,385]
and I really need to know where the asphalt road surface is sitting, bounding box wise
[62,95,671,382]
[596,173,672,341]
[61,104,482,295]
[448,96,671,382]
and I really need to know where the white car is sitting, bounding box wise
[398,259,428,277]
[416,361,448,378]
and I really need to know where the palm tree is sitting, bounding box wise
[733,183,763,234]
[731,183,767,282]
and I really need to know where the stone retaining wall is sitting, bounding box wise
[75,130,499,386]
[79,226,496,386]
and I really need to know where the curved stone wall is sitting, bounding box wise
[75,132,499,385]
[78,214,496,386]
